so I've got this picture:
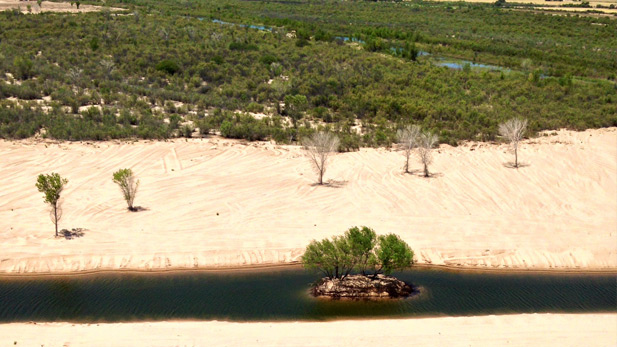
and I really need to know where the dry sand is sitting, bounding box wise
[426,0,616,6]
[1,314,615,346]
[0,0,123,13]
[0,127,615,274]
[426,0,617,15]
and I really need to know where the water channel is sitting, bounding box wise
[0,268,613,322]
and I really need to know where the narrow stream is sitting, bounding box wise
[205,18,510,71]
[0,268,614,322]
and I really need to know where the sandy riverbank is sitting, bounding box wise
[0,0,123,13]
[0,314,614,346]
[0,128,615,274]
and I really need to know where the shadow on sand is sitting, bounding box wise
[310,180,348,188]
[128,206,149,212]
[503,162,530,169]
[59,228,87,240]
[404,169,444,179]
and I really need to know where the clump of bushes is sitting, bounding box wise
[155,60,180,75]
[302,226,414,279]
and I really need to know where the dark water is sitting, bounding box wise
[0,268,614,323]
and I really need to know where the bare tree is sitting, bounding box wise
[302,131,340,185]
[67,67,82,94]
[160,28,170,43]
[112,168,140,211]
[397,125,420,173]
[417,130,438,177]
[100,59,115,78]
[499,117,528,168]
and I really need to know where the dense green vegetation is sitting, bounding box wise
[0,0,615,147]
[302,226,414,279]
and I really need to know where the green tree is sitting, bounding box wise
[371,234,414,276]
[112,168,140,211]
[345,226,377,274]
[302,238,342,279]
[302,227,414,279]
[35,173,68,237]
[284,94,308,128]
[13,56,34,80]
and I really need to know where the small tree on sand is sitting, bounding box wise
[37,0,42,9]
[112,168,140,211]
[36,173,68,237]
[302,131,340,185]
[417,130,438,177]
[397,125,420,173]
[499,117,528,168]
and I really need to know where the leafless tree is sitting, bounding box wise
[67,67,82,92]
[417,130,438,177]
[160,28,170,42]
[499,117,528,168]
[302,131,340,185]
[185,26,197,40]
[210,32,224,45]
[100,59,115,77]
[397,125,420,174]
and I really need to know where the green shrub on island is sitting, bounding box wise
[302,226,414,280]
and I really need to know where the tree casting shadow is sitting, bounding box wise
[403,169,443,179]
[503,162,530,169]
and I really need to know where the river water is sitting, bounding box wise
[0,268,613,322]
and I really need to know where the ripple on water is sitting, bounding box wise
[0,268,614,322]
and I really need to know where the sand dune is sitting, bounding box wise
[1,314,615,346]
[0,128,615,274]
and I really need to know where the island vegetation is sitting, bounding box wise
[302,226,415,299]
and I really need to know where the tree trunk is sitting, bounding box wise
[319,169,324,185]
[514,144,518,168]
[53,205,58,237]
[424,163,429,177]
[404,155,409,173]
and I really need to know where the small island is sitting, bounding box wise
[302,226,415,300]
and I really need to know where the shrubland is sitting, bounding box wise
[0,0,615,147]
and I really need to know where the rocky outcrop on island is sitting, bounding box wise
[311,274,414,299]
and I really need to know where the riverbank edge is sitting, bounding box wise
[1,261,616,279]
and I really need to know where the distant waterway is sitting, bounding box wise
[204,18,509,72]
[0,268,613,322]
